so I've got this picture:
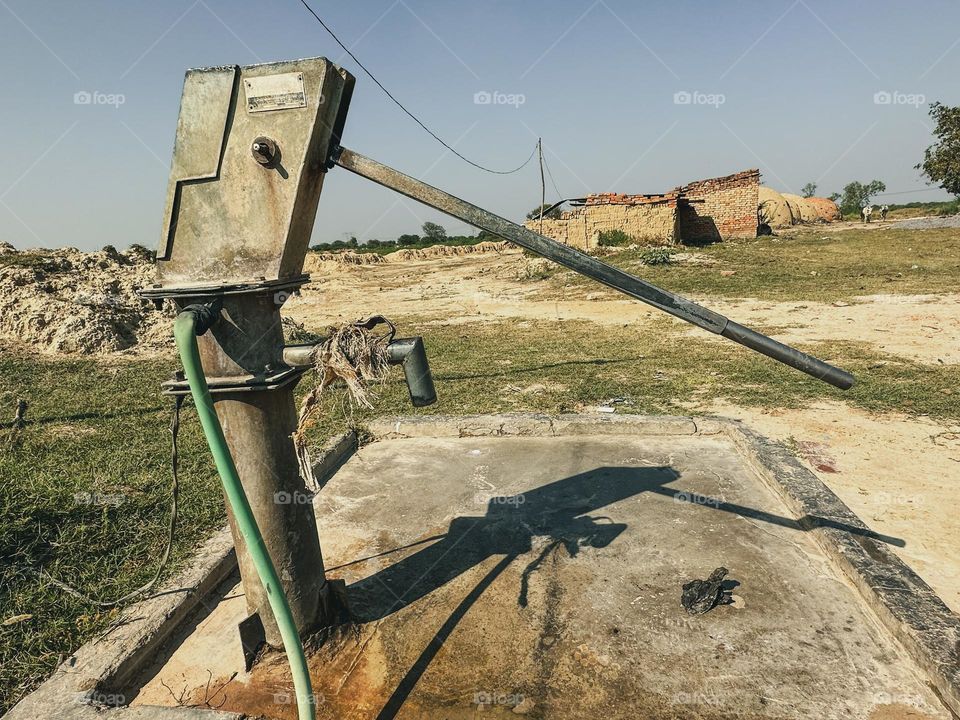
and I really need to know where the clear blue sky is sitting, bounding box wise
[0,0,957,251]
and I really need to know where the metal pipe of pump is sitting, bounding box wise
[282,337,437,407]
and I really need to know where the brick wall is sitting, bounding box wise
[677,169,759,241]
[524,168,760,248]
[524,196,678,249]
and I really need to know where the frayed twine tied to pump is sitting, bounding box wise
[293,316,395,491]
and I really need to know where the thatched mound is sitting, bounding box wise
[782,194,818,224]
[758,187,794,228]
[804,196,841,222]
[760,188,840,227]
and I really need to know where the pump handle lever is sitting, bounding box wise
[332,146,854,391]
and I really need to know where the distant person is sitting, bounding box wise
[861,204,873,223]
[880,204,889,221]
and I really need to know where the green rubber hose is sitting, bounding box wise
[174,310,316,720]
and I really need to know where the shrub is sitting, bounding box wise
[639,247,673,266]
[597,229,632,247]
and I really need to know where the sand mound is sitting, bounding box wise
[0,244,172,354]
[758,187,794,228]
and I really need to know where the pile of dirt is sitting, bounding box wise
[306,251,387,267]
[304,242,510,270]
[0,243,171,354]
[388,240,510,262]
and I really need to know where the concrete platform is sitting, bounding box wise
[8,415,960,720]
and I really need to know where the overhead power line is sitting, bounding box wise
[297,0,539,175]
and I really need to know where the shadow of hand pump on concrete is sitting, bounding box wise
[141,56,854,671]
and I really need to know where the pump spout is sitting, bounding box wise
[282,336,437,407]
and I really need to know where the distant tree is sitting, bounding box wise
[347,236,358,248]
[916,102,960,199]
[526,203,561,220]
[421,222,447,241]
[397,234,420,246]
[839,180,886,215]
[827,192,841,203]
[801,182,817,198]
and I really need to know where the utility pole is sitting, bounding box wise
[538,138,545,235]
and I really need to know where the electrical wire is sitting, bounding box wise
[296,0,538,175]
[874,187,943,197]
[541,150,564,201]
[42,395,183,608]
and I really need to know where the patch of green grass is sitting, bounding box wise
[0,351,222,713]
[541,227,960,303]
[302,316,960,438]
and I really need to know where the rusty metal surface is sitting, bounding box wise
[334,147,854,390]
[156,58,354,289]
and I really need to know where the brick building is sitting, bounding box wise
[525,168,760,249]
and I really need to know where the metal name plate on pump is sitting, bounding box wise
[244,72,307,113]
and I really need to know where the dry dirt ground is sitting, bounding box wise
[291,248,960,613]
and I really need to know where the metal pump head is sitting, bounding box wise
[152,57,354,294]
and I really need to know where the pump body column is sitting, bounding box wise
[144,56,355,647]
